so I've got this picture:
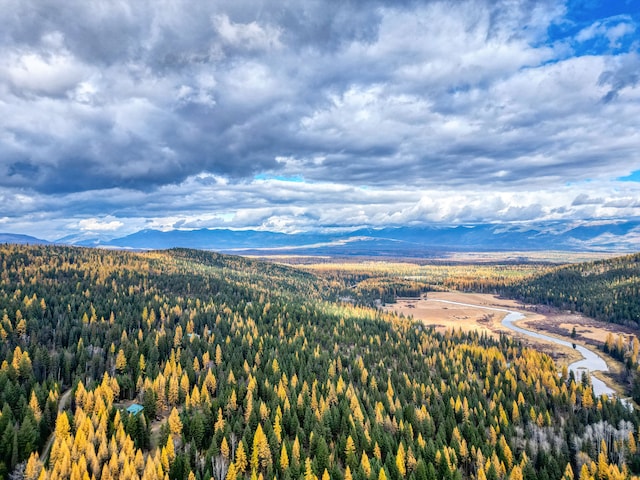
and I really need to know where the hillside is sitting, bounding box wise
[56,220,640,254]
[0,233,49,245]
[0,245,638,480]
[503,253,640,327]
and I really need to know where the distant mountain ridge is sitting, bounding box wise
[0,233,50,245]
[3,221,639,254]
[64,220,640,254]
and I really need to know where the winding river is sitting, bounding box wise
[431,299,616,397]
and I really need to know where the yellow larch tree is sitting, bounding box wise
[280,443,289,470]
[24,452,43,480]
[406,446,417,473]
[373,443,382,461]
[193,356,201,373]
[251,423,272,471]
[115,349,127,373]
[235,441,248,474]
[509,466,523,480]
[168,407,182,437]
[29,390,42,422]
[477,466,488,480]
[361,452,371,478]
[229,389,237,411]
[168,375,179,406]
[221,437,230,460]
[11,346,23,371]
[215,408,226,433]
[139,354,146,376]
[16,318,27,337]
[259,401,269,421]
[582,387,594,409]
[134,449,145,477]
[304,458,315,480]
[244,390,254,423]
[344,466,353,480]
[205,369,217,394]
[396,443,406,477]
[226,462,238,480]
[273,407,282,443]
[579,464,592,480]
[55,411,71,440]
[173,325,183,347]
[191,384,201,407]
[629,431,637,455]
[345,436,356,464]
[291,436,301,465]
[562,463,574,480]
[165,435,176,463]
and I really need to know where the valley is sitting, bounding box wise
[0,244,639,480]
[384,293,628,398]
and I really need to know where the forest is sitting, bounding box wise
[294,254,640,329]
[295,261,550,305]
[0,245,639,480]
[501,253,640,327]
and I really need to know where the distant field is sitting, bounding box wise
[260,250,618,265]
[278,256,553,281]
[268,251,620,297]
[274,255,557,303]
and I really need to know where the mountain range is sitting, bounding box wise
[3,220,638,256]
[0,233,50,245]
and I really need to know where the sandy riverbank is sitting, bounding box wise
[384,292,592,368]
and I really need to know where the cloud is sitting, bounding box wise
[0,0,639,237]
[2,170,639,241]
[213,14,282,52]
[598,52,640,102]
[3,50,91,98]
[604,198,640,209]
[575,16,636,48]
[572,194,603,206]
[78,217,124,231]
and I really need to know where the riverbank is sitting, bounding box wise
[384,292,582,366]
[384,292,629,400]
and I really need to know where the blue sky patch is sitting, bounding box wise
[618,170,640,182]
[547,0,638,56]
[254,174,305,183]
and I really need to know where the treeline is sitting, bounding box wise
[501,253,640,327]
[0,245,639,480]
[296,262,547,305]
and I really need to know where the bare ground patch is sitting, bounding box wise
[385,292,590,368]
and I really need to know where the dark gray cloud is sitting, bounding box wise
[0,0,639,237]
[573,194,604,206]
[598,52,640,102]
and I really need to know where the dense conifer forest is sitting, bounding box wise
[0,245,639,480]
[502,254,640,327]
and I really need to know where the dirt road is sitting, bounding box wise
[40,388,73,462]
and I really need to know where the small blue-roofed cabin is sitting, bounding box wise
[127,403,144,416]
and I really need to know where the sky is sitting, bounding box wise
[1,0,639,240]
